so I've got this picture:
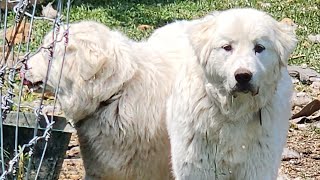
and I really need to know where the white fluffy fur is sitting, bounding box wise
[24,8,297,180]
[25,21,182,180]
[164,8,297,180]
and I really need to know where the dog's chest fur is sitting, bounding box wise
[200,114,272,177]
[176,102,287,179]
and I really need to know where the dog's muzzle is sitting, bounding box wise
[232,83,259,96]
[232,68,259,96]
[20,70,43,90]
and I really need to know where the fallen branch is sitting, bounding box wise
[291,99,320,119]
[290,54,306,59]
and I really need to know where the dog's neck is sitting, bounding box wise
[205,81,275,122]
[60,59,138,124]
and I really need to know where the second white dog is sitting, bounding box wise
[165,8,297,180]
[24,21,179,180]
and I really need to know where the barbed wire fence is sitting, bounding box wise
[0,0,72,179]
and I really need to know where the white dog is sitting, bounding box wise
[23,21,182,180]
[165,8,297,180]
[23,8,296,179]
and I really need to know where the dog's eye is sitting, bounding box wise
[254,44,265,54]
[222,44,232,52]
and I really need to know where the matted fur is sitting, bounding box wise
[165,8,297,180]
[24,21,182,180]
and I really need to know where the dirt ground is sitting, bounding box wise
[280,126,320,179]
[58,133,84,180]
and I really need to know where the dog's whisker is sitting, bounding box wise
[259,108,262,125]
[231,95,234,105]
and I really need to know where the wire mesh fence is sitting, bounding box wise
[0,0,72,179]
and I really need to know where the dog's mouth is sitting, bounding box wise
[20,71,44,91]
[23,79,44,92]
[231,83,259,96]
[22,79,42,87]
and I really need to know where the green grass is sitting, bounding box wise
[5,0,320,69]
[33,0,319,69]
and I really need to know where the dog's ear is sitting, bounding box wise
[187,14,218,67]
[76,40,107,81]
[274,21,298,66]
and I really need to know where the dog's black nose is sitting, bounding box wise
[234,68,252,84]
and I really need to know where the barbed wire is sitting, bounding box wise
[0,0,71,179]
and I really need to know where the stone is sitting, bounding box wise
[282,148,301,161]
[311,81,320,89]
[292,91,312,107]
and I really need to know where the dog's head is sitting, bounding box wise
[189,8,297,98]
[23,21,136,122]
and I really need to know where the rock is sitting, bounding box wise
[314,121,320,129]
[296,92,307,97]
[311,81,320,89]
[309,77,320,82]
[301,63,308,69]
[290,116,305,124]
[308,34,320,43]
[289,159,299,165]
[277,174,290,180]
[282,147,301,161]
[291,91,312,107]
[296,124,307,129]
[291,77,299,84]
[67,146,81,158]
[288,65,320,84]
